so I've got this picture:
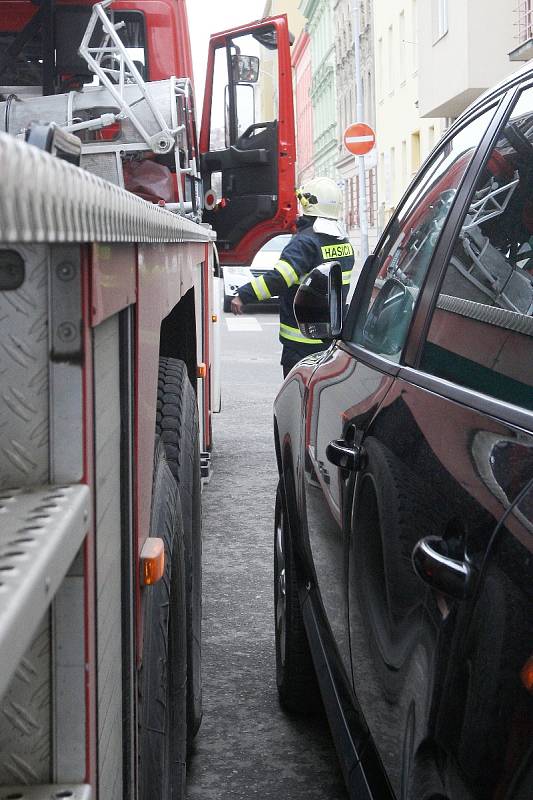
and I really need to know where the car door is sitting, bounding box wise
[303,99,500,696]
[200,16,296,266]
[348,83,533,799]
[302,94,512,792]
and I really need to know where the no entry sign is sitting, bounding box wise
[344,122,376,156]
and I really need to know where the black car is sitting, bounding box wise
[273,66,533,800]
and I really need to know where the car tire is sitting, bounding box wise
[156,358,203,746]
[139,439,187,800]
[223,293,232,312]
[274,480,321,713]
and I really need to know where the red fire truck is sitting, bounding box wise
[0,2,296,798]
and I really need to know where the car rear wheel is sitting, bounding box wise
[274,481,321,713]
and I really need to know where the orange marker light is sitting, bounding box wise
[212,314,218,323]
[140,537,165,586]
[197,362,207,379]
[521,655,533,693]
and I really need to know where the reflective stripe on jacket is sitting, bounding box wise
[237,216,355,356]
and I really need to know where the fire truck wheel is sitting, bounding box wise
[156,357,203,746]
[274,481,322,714]
[139,439,187,800]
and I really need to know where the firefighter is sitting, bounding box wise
[231,177,354,377]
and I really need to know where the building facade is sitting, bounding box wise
[373,0,447,222]
[334,0,379,260]
[260,0,306,122]
[418,0,516,119]
[301,0,338,179]
[292,31,315,184]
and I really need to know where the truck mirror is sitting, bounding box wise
[231,54,259,83]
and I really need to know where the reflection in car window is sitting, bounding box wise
[348,106,496,362]
[421,87,533,411]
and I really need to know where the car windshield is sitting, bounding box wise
[261,235,291,252]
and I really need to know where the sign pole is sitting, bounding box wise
[352,0,369,263]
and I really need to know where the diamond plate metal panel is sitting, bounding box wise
[0,615,51,784]
[0,132,215,244]
[0,245,49,490]
[93,317,123,799]
[0,785,91,799]
[0,484,91,699]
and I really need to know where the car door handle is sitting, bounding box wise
[326,439,366,472]
[412,536,475,600]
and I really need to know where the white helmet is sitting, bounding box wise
[296,177,342,220]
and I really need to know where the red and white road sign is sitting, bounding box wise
[344,122,376,156]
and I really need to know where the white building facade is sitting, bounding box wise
[334,0,379,261]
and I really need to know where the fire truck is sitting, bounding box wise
[0,1,296,798]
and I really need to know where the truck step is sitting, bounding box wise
[0,484,90,700]
[0,786,91,800]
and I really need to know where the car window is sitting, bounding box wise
[261,235,291,252]
[347,105,496,362]
[420,86,533,411]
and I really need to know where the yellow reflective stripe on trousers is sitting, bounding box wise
[342,270,352,285]
[251,275,272,301]
[280,323,323,345]
[274,259,299,287]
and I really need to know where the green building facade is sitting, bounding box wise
[300,0,338,180]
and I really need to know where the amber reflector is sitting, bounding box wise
[197,362,207,379]
[140,537,165,585]
[212,314,218,323]
[521,655,533,693]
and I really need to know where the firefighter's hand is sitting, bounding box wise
[231,296,244,315]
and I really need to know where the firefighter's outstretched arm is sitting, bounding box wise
[231,236,317,314]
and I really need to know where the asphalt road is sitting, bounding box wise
[185,307,348,800]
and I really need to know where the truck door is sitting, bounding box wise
[200,16,296,265]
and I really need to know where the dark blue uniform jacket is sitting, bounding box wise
[238,216,355,366]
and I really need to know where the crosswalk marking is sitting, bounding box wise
[225,316,262,332]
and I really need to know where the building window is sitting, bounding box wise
[368,167,376,227]
[401,139,407,190]
[518,0,533,44]
[378,37,383,100]
[411,130,421,174]
[434,0,448,42]
[399,11,406,84]
[387,25,394,93]
[412,0,418,72]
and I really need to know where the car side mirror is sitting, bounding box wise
[362,277,414,355]
[293,261,343,341]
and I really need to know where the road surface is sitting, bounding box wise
[186,307,348,800]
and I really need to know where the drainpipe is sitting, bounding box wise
[351,0,369,262]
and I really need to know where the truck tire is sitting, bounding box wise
[274,481,322,713]
[156,357,203,745]
[139,439,187,800]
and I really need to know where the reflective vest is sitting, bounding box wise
[238,216,354,356]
